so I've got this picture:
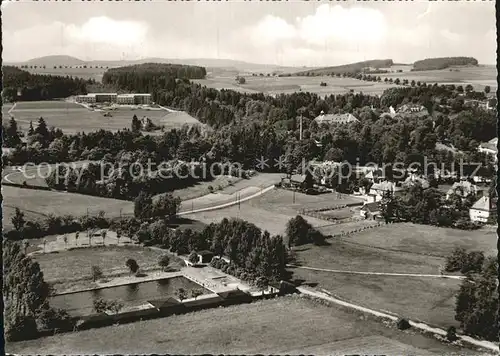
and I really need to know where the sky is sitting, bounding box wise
[2,1,497,66]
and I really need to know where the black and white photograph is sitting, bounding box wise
[1,1,498,354]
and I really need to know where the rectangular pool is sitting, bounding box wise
[50,276,207,316]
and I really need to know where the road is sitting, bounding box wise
[288,265,465,280]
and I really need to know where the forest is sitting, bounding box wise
[412,57,479,71]
[2,66,88,101]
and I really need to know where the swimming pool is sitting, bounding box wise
[50,276,207,316]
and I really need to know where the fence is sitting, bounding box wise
[328,221,396,238]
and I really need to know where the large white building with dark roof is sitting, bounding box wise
[314,111,359,125]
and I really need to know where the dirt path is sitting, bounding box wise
[288,265,465,280]
[297,287,498,353]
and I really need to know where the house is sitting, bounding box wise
[446,181,478,200]
[469,196,497,223]
[379,106,397,119]
[364,168,384,183]
[396,104,428,116]
[360,202,381,219]
[368,181,404,202]
[402,174,430,190]
[281,174,306,189]
[464,98,496,111]
[314,111,359,125]
[478,138,497,157]
[196,250,215,264]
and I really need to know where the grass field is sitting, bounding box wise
[193,74,400,96]
[344,223,496,257]
[33,245,179,292]
[382,65,497,91]
[6,296,475,355]
[292,268,461,328]
[5,101,202,134]
[2,185,134,223]
[2,161,92,187]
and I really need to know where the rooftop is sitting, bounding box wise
[314,112,359,124]
[471,196,496,211]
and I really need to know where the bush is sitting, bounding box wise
[445,247,468,272]
[188,251,198,264]
[396,318,411,330]
[446,326,458,342]
[158,254,170,270]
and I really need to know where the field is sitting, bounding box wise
[344,223,496,257]
[193,74,400,96]
[2,160,92,187]
[292,268,461,327]
[5,101,202,134]
[33,245,182,292]
[6,296,475,355]
[2,185,134,227]
[382,65,497,91]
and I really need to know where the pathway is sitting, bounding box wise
[298,287,498,353]
[288,265,465,280]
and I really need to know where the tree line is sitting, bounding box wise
[2,66,88,102]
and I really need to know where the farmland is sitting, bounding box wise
[193,74,400,96]
[4,101,202,134]
[382,65,497,91]
[6,296,475,355]
[2,185,134,224]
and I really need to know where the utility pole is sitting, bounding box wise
[293,189,296,204]
[299,115,303,141]
[238,193,241,210]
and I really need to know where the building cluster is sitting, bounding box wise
[314,111,359,125]
[76,93,151,105]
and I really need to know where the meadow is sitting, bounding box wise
[6,296,474,355]
[2,185,134,222]
[382,65,497,91]
[193,74,399,96]
[5,101,202,134]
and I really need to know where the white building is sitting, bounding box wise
[76,93,151,105]
[314,111,359,125]
[368,181,404,202]
[469,196,496,223]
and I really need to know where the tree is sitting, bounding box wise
[4,117,21,147]
[12,208,26,232]
[131,115,142,132]
[75,232,79,245]
[176,288,187,301]
[158,254,170,271]
[484,85,491,94]
[134,191,153,219]
[286,215,311,247]
[91,265,103,282]
[102,230,107,245]
[190,289,203,300]
[126,258,139,275]
[446,326,458,342]
[63,235,68,249]
[188,251,199,264]
[152,193,181,220]
[23,240,30,255]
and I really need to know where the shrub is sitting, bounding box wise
[396,318,411,330]
[91,265,103,282]
[4,314,38,341]
[93,298,123,314]
[188,251,198,264]
[125,258,139,274]
[445,247,468,272]
[158,254,170,271]
[446,326,458,342]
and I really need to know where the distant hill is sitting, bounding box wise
[412,57,478,71]
[293,59,394,76]
[7,56,309,74]
[25,55,85,67]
